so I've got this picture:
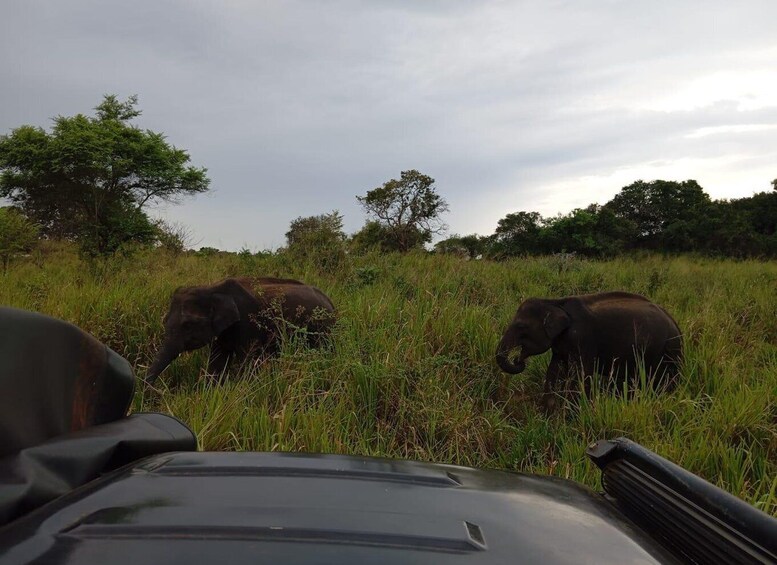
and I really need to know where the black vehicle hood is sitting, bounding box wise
[0,451,678,564]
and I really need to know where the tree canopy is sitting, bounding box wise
[0,94,209,255]
[285,210,346,248]
[486,179,776,259]
[356,169,448,252]
[285,210,347,268]
[434,234,486,259]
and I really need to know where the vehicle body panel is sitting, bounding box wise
[0,451,678,564]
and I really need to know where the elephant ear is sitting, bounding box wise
[543,304,570,340]
[210,293,240,335]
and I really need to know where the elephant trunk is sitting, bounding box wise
[496,334,526,374]
[146,339,182,383]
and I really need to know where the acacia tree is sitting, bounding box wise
[356,169,448,252]
[0,95,209,256]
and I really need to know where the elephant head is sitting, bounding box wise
[496,299,570,374]
[146,286,240,383]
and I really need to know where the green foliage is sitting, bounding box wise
[491,211,544,257]
[0,207,39,271]
[491,180,777,259]
[434,234,487,259]
[0,94,209,256]
[356,169,448,252]
[542,205,626,257]
[350,220,430,254]
[197,246,221,256]
[78,200,158,259]
[349,221,387,253]
[1,248,774,515]
[354,265,380,286]
[604,179,711,250]
[284,210,347,270]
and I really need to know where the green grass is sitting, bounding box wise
[2,244,776,515]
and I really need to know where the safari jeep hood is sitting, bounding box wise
[0,451,678,565]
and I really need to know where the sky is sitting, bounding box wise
[2,0,776,250]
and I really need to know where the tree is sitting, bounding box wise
[0,207,39,271]
[0,94,209,255]
[490,211,545,257]
[350,221,392,253]
[356,169,448,252]
[604,179,711,249]
[435,234,486,259]
[285,210,347,268]
[285,210,346,248]
[541,206,627,257]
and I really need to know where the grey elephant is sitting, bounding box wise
[496,291,682,410]
[146,277,335,383]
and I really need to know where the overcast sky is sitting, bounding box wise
[2,1,776,250]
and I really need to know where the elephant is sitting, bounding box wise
[146,277,335,383]
[495,291,682,410]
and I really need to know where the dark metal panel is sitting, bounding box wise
[0,452,678,565]
[588,438,777,564]
[0,306,134,457]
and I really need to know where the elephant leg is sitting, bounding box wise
[547,355,596,411]
[541,356,567,413]
[207,342,232,382]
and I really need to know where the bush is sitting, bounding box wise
[155,220,196,255]
[285,211,347,270]
[0,207,39,271]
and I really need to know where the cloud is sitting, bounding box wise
[2,0,776,249]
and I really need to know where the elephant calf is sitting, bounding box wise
[496,291,682,410]
[146,277,335,383]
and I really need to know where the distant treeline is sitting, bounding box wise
[436,180,777,259]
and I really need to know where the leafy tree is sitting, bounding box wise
[490,211,545,257]
[481,179,775,259]
[434,237,466,256]
[79,199,158,257]
[0,94,209,255]
[541,205,627,257]
[542,209,599,255]
[197,246,220,256]
[285,210,347,268]
[356,169,448,252]
[285,210,346,247]
[435,234,486,259]
[604,180,711,249]
[350,221,392,253]
[772,178,776,191]
[0,207,39,271]
[714,191,777,256]
[456,234,487,259]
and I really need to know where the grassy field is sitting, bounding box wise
[2,244,775,515]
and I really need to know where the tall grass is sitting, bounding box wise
[2,244,775,515]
